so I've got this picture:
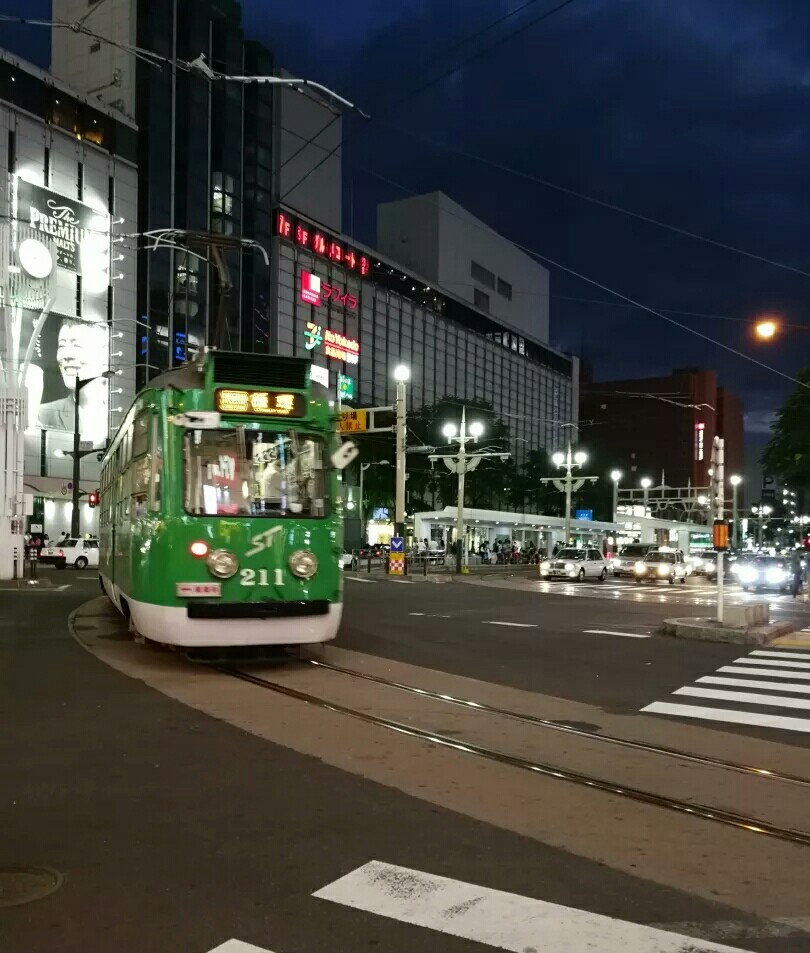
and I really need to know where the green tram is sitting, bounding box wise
[99,351,353,651]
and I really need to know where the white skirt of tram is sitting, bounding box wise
[102,577,342,647]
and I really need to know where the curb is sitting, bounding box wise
[659,617,796,645]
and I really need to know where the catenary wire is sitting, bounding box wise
[281,0,584,201]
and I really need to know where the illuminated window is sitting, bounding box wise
[212,172,234,215]
[695,423,705,461]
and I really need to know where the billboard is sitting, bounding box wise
[6,176,112,448]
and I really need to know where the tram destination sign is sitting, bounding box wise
[215,389,306,418]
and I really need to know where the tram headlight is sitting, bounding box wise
[289,549,318,579]
[206,549,239,579]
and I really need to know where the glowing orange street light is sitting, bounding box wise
[755,318,778,340]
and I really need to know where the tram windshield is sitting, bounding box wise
[184,429,326,518]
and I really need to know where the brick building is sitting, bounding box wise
[581,368,744,494]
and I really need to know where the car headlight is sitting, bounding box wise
[634,561,647,574]
[765,569,786,585]
[564,562,574,571]
[289,549,318,579]
[657,564,669,576]
[613,559,622,568]
[540,560,550,570]
[739,567,757,584]
[206,549,239,579]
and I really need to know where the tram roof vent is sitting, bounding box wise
[211,353,310,390]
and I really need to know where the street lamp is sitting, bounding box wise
[610,470,622,523]
[546,442,595,545]
[754,318,778,340]
[441,410,485,573]
[640,477,652,516]
[752,504,772,548]
[393,365,410,537]
[730,475,742,550]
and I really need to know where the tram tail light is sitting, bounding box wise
[190,541,209,558]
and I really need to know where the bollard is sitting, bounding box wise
[367,553,372,574]
[423,556,428,577]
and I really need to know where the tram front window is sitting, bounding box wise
[184,429,326,518]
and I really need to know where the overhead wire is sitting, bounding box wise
[280,0,583,201]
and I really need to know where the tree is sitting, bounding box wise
[761,366,810,489]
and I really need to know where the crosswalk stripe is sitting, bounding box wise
[641,701,810,732]
[675,685,810,711]
[699,675,810,695]
[718,664,810,680]
[750,650,810,661]
[315,860,754,952]
[732,657,810,670]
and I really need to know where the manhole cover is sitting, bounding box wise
[0,866,63,907]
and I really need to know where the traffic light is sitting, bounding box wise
[88,491,99,508]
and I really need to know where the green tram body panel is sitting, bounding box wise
[98,354,343,616]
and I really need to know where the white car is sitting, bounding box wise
[633,550,688,584]
[58,537,100,570]
[540,547,607,582]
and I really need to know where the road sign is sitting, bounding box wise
[338,409,367,433]
[338,373,355,401]
[390,536,404,552]
[575,509,593,521]
[388,553,405,576]
[79,440,94,451]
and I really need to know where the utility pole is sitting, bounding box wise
[711,436,725,624]
[393,366,409,538]
[730,475,742,550]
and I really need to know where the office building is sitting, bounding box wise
[0,49,138,557]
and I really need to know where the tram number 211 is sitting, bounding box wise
[240,568,283,587]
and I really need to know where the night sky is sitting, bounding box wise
[7,0,810,449]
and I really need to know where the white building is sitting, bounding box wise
[377,191,550,347]
[0,50,138,571]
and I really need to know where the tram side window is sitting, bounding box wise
[131,412,151,520]
[149,415,162,511]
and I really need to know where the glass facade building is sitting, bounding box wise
[135,0,274,388]
[271,208,577,463]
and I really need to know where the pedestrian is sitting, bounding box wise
[790,548,803,598]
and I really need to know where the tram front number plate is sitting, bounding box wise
[177,582,222,597]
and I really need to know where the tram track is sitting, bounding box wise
[216,662,810,849]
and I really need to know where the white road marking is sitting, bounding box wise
[651,919,810,941]
[750,649,810,660]
[206,942,274,953]
[675,685,810,711]
[56,584,71,590]
[345,576,378,583]
[482,621,538,628]
[78,575,96,580]
[732,657,810,670]
[699,675,810,695]
[389,579,414,584]
[718,664,810,680]
[314,860,751,952]
[641,701,810,732]
[584,629,650,639]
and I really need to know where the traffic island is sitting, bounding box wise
[659,603,796,645]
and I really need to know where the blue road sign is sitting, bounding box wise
[575,509,593,521]
[391,536,404,552]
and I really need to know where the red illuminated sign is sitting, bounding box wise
[300,271,357,310]
[301,270,322,305]
[276,208,373,279]
[276,211,292,239]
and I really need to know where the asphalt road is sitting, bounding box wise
[5,576,805,953]
[340,573,810,746]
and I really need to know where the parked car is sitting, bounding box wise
[540,548,607,582]
[633,550,688,584]
[37,542,66,568]
[56,537,100,570]
[737,555,791,593]
[611,543,657,577]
